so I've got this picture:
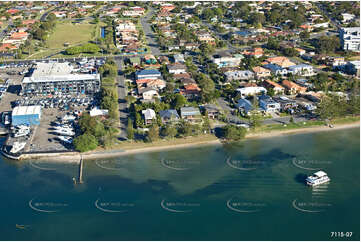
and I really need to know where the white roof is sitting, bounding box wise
[142,108,156,120]
[12,105,41,116]
[23,74,100,84]
[32,62,73,77]
[23,62,100,84]
[314,171,327,177]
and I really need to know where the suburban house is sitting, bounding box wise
[139,87,160,100]
[224,70,254,82]
[243,47,264,58]
[288,64,314,76]
[167,63,187,74]
[180,107,202,123]
[263,63,288,76]
[147,79,166,90]
[262,80,285,94]
[123,7,145,17]
[197,31,216,45]
[282,80,307,95]
[203,104,221,119]
[265,56,296,68]
[182,83,201,99]
[252,66,271,79]
[258,95,281,113]
[212,52,243,68]
[142,108,156,125]
[236,86,267,98]
[173,54,185,63]
[136,69,162,80]
[159,109,180,124]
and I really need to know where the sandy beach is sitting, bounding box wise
[27,121,359,162]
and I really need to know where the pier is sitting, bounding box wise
[78,153,84,184]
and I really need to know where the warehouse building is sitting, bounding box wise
[12,105,42,126]
[22,62,101,96]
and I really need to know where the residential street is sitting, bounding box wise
[115,57,129,140]
[140,8,162,56]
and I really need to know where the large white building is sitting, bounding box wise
[22,62,100,96]
[340,27,360,52]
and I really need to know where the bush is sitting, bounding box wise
[65,43,100,55]
[222,125,247,141]
[73,133,98,152]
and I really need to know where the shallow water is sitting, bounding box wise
[0,128,359,240]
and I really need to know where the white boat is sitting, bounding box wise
[306,171,330,186]
[58,136,73,144]
[10,142,26,154]
[54,128,75,136]
[62,115,76,121]
[13,126,30,137]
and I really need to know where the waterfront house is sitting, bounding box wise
[180,107,202,123]
[159,109,180,124]
[203,104,221,119]
[258,95,281,113]
[235,98,255,116]
[142,108,156,125]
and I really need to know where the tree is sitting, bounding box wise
[147,124,159,142]
[127,118,134,140]
[161,124,177,138]
[172,93,187,109]
[73,133,98,152]
[249,111,262,130]
[317,36,340,54]
[222,125,247,141]
[300,31,310,40]
[179,121,192,136]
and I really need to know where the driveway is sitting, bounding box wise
[217,97,248,125]
[140,8,161,56]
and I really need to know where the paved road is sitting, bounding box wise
[115,57,128,141]
[140,8,162,56]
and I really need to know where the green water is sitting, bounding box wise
[0,128,359,240]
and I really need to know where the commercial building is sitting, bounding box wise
[22,62,101,96]
[339,27,360,52]
[12,105,42,126]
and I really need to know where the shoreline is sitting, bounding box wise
[19,121,359,162]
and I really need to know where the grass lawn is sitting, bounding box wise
[47,21,96,49]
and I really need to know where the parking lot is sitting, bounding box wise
[28,108,75,152]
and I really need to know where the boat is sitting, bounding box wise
[13,125,30,137]
[54,128,75,136]
[306,171,330,186]
[10,142,26,154]
[58,136,73,144]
